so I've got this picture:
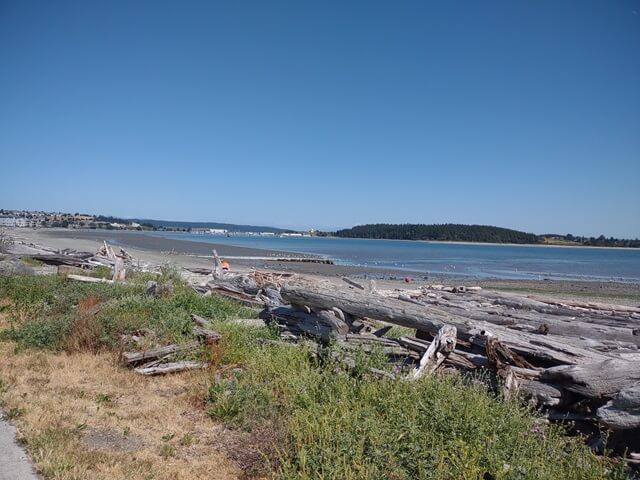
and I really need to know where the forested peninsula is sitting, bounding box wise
[333,224,640,247]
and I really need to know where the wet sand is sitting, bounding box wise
[38,229,311,258]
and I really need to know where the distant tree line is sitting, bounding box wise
[332,224,640,248]
[334,224,539,244]
[542,233,640,248]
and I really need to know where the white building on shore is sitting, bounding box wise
[0,217,40,228]
[0,216,16,227]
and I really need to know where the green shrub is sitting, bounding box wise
[205,342,625,480]
[0,273,255,351]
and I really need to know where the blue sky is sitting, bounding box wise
[1,1,639,237]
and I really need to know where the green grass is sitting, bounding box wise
[205,342,626,480]
[385,325,415,339]
[0,272,255,351]
[20,257,44,267]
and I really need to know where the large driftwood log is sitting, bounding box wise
[23,253,93,267]
[281,278,611,366]
[134,361,208,376]
[597,384,640,430]
[264,307,346,341]
[397,289,640,346]
[408,325,456,380]
[541,359,640,399]
[67,274,114,284]
[121,342,200,366]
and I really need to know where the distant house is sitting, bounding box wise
[0,217,39,228]
[0,216,16,227]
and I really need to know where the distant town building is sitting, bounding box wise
[0,217,39,228]
[0,216,16,227]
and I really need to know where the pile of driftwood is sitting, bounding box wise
[120,314,220,376]
[199,267,640,457]
[21,241,135,283]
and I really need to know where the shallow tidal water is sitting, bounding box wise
[149,233,640,282]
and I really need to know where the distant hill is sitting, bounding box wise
[95,216,291,233]
[334,223,540,244]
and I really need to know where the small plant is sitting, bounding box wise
[161,432,175,442]
[179,433,194,447]
[159,444,175,459]
[73,422,87,433]
[90,266,113,279]
[20,257,43,267]
[7,406,25,419]
[95,393,114,408]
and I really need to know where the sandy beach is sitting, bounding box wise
[6,228,640,305]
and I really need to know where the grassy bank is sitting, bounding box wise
[0,272,627,479]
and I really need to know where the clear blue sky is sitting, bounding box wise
[1,1,639,237]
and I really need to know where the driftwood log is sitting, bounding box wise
[541,359,640,399]
[121,342,200,366]
[408,325,456,380]
[191,314,222,343]
[281,278,612,366]
[597,385,640,430]
[134,361,209,376]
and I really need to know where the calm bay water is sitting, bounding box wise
[151,232,640,282]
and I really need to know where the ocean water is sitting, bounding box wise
[150,232,640,282]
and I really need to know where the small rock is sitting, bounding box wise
[145,280,157,296]
[537,323,550,335]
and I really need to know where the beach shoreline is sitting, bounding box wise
[5,228,640,305]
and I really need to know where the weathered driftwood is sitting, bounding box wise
[485,336,534,370]
[394,334,561,404]
[191,314,212,328]
[134,361,209,376]
[281,278,611,366]
[500,367,519,400]
[518,378,567,407]
[408,325,456,380]
[193,326,221,343]
[541,359,640,399]
[113,256,126,281]
[121,342,200,366]
[402,289,640,346]
[597,384,640,430]
[67,274,114,284]
[190,314,222,343]
[316,310,349,335]
[229,318,269,328]
[264,306,345,341]
[341,276,365,290]
[24,253,93,267]
[212,249,224,279]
